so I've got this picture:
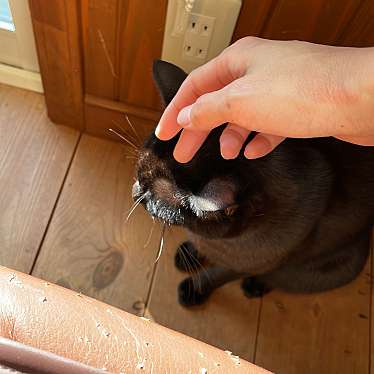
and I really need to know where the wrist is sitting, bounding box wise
[331,47,374,138]
[348,47,374,136]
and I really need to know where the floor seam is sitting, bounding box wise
[28,131,83,275]
[253,296,264,364]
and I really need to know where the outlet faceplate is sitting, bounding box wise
[182,13,215,61]
[162,0,242,72]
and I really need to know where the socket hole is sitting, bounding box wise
[204,25,208,31]
[192,22,196,29]
[186,46,191,51]
[198,49,203,54]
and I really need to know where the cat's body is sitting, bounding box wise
[133,60,374,306]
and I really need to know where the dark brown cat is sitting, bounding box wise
[133,60,374,307]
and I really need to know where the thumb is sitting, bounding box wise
[177,79,247,132]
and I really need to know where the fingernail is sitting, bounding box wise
[244,137,271,159]
[177,105,192,126]
[221,134,241,159]
[155,124,161,137]
[244,148,257,159]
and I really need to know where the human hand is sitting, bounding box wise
[155,37,374,163]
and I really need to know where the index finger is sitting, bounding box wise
[155,50,245,140]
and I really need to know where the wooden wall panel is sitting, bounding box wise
[262,0,362,44]
[32,0,374,134]
[81,0,120,99]
[81,0,167,115]
[85,95,158,140]
[118,1,167,110]
[232,0,273,41]
[339,0,374,47]
[29,0,84,130]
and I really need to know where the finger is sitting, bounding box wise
[220,124,250,159]
[244,134,286,159]
[335,135,374,146]
[176,76,251,132]
[155,51,246,141]
[173,129,210,163]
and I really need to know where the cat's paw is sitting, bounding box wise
[241,277,272,298]
[175,241,202,273]
[178,277,211,307]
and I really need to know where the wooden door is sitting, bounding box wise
[29,0,374,138]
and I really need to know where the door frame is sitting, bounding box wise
[29,0,84,130]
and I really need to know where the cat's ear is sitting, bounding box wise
[153,60,188,106]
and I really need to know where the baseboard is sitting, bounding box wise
[85,94,161,122]
[0,63,43,93]
[85,96,158,141]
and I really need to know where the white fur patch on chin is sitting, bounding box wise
[189,178,236,215]
[189,195,222,212]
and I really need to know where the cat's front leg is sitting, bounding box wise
[241,276,272,298]
[178,266,241,307]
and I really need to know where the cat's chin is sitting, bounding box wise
[143,199,236,237]
[143,199,185,225]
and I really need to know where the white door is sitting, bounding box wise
[0,0,41,91]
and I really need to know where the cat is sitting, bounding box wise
[133,60,374,307]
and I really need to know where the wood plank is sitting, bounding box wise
[0,84,79,272]
[261,0,362,45]
[146,227,262,362]
[232,0,273,42]
[255,257,371,374]
[81,0,120,99]
[84,97,157,141]
[339,0,374,47]
[32,134,160,313]
[118,1,167,110]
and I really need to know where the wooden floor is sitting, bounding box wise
[1,83,373,374]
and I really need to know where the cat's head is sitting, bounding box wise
[133,60,325,238]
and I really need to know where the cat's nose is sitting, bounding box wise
[153,178,181,206]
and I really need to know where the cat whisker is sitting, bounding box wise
[178,245,193,274]
[154,223,166,264]
[143,219,156,248]
[126,194,146,222]
[125,114,142,144]
[111,119,143,155]
[178,246,199,292]
[180,243,204,293]
[112,120,140,147]
[188,251,211,285]
[109,128,138,151]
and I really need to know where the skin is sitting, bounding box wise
[155,37,374,163]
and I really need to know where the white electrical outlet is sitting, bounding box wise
[162,0,242,72]
[182,13,215,62]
